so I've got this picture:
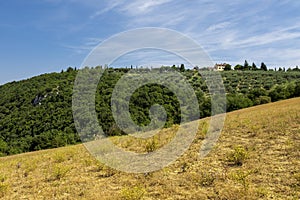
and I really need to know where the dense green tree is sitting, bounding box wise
[252,62,257,70]
[243,60,249,70]
[0,67,300,156]
[294,81,300,97]
[226,94,253,112]
[293,66,300,71]
[260,62,267,71]
[224,64,232,71]
[254,96,271,105]
[66,67,74,72]
[269,85,286,101]
[234,64,243,70]
[247,88,267,101]
[180,64,185,72]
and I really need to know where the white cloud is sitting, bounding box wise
[90,0,125,19]
[223,25,300,49]
[65,0,300,68]
[62,37,104,55]
[120,0,173,15]
[90,0,173,19]
[206,22,231,32]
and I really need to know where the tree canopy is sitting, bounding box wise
[0,66,299,156]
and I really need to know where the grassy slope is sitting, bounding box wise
[0,98,299,199]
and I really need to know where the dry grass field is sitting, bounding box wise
[0,98,299,199]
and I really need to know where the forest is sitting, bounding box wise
[0,65,300,156]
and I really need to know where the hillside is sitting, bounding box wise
[0,98,299,199]
[0,68,300,156]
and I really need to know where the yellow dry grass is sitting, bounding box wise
[0,98,299,199]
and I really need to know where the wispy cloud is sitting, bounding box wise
[79,28,213,68]
[89,0,125,19]
[2,0,300,85]
[112,49,189,68]
[220,24,300,49]
[63,37,103,54]
[65,0,300,68]
[206,22,231,32]
[120,0,173,15]
[90,0,173,19]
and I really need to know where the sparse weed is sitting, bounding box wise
[120,186,146,200]
[83,157,93,167]
[249,125,260,137]
[50,164,70,181]
[0,98,298,199]
[0,183,9,197]
[199,170,216,187]
[145,138,158,153]
[230,170,252,190]
[94,162,104,172]
[53,153,66,163]
[23,162,37,177]
[98,166,117,178]
[123,138,134,148]
[196,121,208,140]
[226,146,248,166]
[180,162,188,173]
[216,186,246,200]
[0,176,9,197]
[255,187,269,198]
[0,174,6,183]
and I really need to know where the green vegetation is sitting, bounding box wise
[48,164,71,181]
[0,98,299,199]
[0,66,300,156]
[0,69,80,155]
[226,145,248,166]
[145,138,158,153]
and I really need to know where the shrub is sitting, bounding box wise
[230,170,252,190]
[254,96,271,105]
[227,146,248,166]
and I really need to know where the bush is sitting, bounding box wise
[230,170,252,190]
[269,85,286,101]
[226,94,253,112]
[254,96,271,105]
[294,82,300,97]
[227,146,248,166]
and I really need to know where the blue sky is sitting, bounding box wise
[0,0,300,85]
